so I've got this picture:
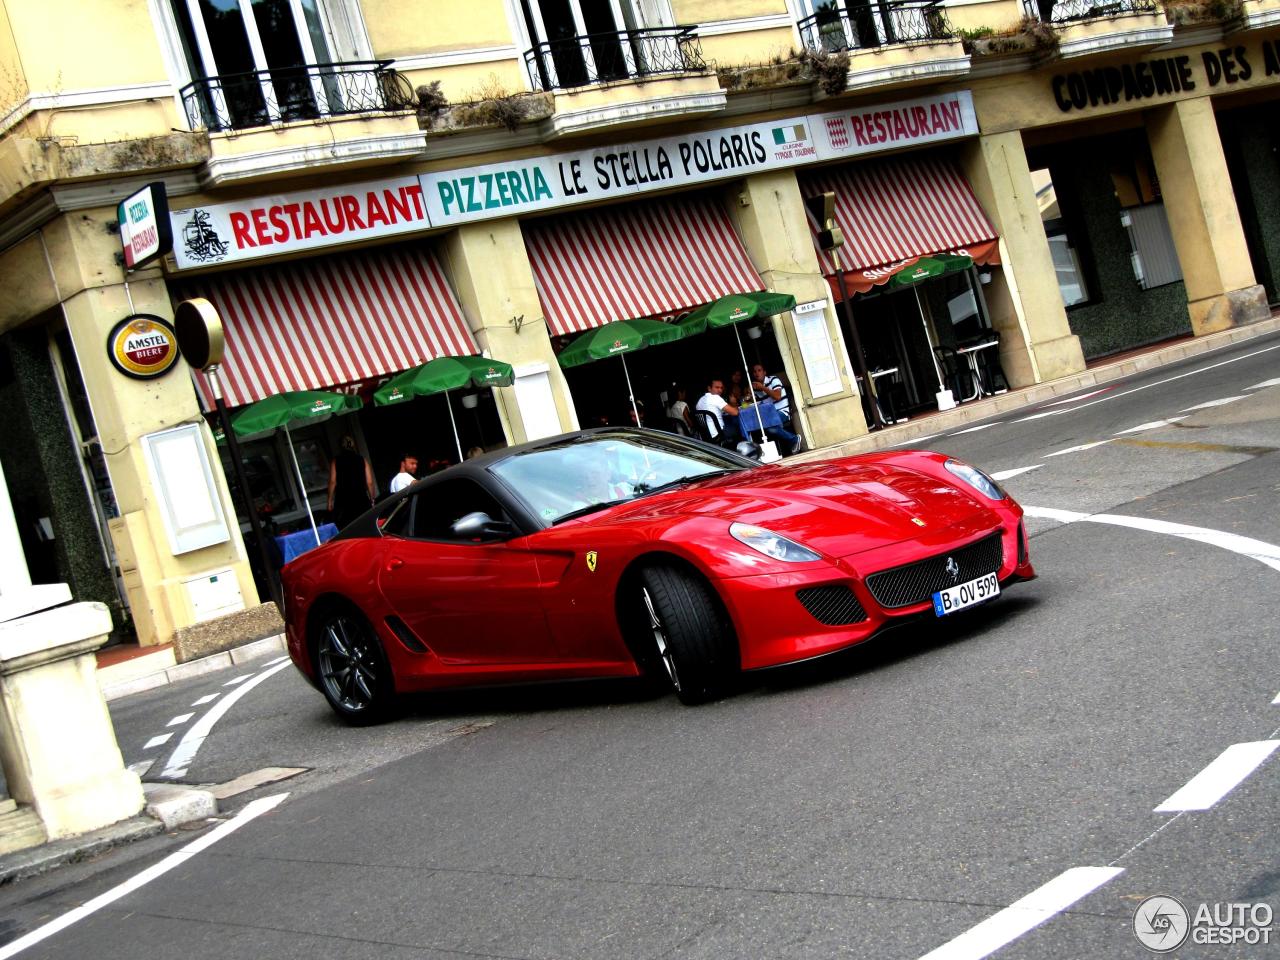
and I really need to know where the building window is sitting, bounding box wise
[1121,204,1183,290]
[517,0,693,91]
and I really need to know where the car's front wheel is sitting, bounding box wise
[636,565,737,705]
[311,603,397,725]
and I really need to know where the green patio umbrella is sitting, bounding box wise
[374,355,515,461]
[886,255,975,399]
[231,389,363,541]
[558,318,688,427]
[675,291,798,406]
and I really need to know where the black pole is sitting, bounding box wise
[831,253,887,430]
[208,367,283,612]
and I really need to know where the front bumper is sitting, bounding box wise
[720,521,1035,670]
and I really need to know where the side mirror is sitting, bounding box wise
[735,440,763,461]
[451,510,515,540]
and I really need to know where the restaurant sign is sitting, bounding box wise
[167,92,977,268]
[422,91,977,227]
[169,176,429,270]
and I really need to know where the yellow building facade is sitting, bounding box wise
[1,0,1277,646]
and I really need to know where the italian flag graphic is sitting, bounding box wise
[772,124,806,145]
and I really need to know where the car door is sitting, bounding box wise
[376,477,558,664]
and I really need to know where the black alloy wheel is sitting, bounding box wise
[314,606,396,725]
[636,565,738,705]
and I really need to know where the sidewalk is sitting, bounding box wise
[795,314,1280,464]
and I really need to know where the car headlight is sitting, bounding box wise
[944,459,1006,501]
[729,522,821,562]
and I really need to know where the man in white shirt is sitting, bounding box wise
[388,452,419,494]
[695,379,741,442]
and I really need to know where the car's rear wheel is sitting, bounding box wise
[636,565,737,705]
[311,603,397,725]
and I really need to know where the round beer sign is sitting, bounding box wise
[107,314,179,379]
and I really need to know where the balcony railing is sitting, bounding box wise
[181,60,414,132]
[1022,0,1157,22]
[797,2,955,52]
[524,25,707,92]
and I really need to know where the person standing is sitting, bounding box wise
[327,435,376,529]
[388,452,419,494]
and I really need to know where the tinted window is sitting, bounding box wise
[408,478,512,541]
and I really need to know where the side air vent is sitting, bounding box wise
[385,615,429,654]
[796,585,868,626]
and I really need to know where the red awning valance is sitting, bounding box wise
[523,193,763,336]
[801,155,1000,299]
[176,245,477,408]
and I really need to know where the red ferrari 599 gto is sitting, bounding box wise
[282,428,1034,723]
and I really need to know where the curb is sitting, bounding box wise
[797,316,1280,462]
[0,815,164,886]
[102,633,288,702]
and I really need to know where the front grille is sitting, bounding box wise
[865,532,1004,609]
[796,585,868,625]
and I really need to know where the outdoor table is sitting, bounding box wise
[956,339,999,401]
[276,522,339,564]
[736,399,783,434]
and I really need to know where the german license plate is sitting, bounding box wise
[932,572,999,616]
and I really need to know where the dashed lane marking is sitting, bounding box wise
[1042,387,1113,407]
[0,794,288,960]
[1113,439,1277,456]
[1273,691,1279,705]
[917,867,1124,960]
[143,734,173,750]
[224,674,253,686]
[990,465,1042,481]
[161,660,293,780]
[1154,741,1280,813]
[952,422,1001,435]
[1114,416,1187,435]
[1180,395,1248,412]
[127,760,154,778]
[1012,409,1064,423]
[192,694,218,706]
[1044,440,1113,458]
[1247,377,1280,390]
[166,713,193,727]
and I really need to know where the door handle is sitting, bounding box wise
[386,557,404,571]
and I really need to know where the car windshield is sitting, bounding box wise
[490,431,752,525]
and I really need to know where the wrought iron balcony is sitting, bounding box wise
[797,2,955,52]
[1022,0,1157,22]
[524,25,707,92]
[181,60,414,132]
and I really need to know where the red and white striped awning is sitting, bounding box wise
[176,245,477,409]
[801,155,1000,297]
[523,193,763,336]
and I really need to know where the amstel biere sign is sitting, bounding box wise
[107,314,179,380]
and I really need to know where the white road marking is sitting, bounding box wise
[1273,691,1280,705]
[892,433,942,447]
[1247,377,1280,390]
[990,465,1042,481]
[166,713,193,727]
[1013,410,1065,423]
[1154,741,1280,812]
[1043,388,1112,407]
[952,423,1000,435]
[266,655,289,666]
[143,733,173,750]
[916,866,1123,960]
[192,694,218,706]
[127,760,154,778]
[224,674,253,686]
[161,660,293,779]
[0,793,288,960]
[1114,416,1187,435]
[1179,395,1247,412]
[1024,507,1280,573]
[1044,440,1113,458]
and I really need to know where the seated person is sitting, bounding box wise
[695,378,742,443]
[750,363,792,430]
[570,458,632,509]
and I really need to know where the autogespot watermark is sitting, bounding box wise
[1133,895,1274,952]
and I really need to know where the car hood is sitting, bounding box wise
[602,459,1000,557]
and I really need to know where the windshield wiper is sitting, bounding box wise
[553,498,631,524]
[638,468,738,495]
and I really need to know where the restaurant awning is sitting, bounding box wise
[176,245,477,408]
[523,193,763,336]
[801,155,1000,299]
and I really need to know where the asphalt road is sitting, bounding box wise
[4,331,1279,960]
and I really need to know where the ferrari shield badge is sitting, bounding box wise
[586,550,598,572]
[911,517,926,527]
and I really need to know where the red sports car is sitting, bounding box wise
[283,428,1034,723]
